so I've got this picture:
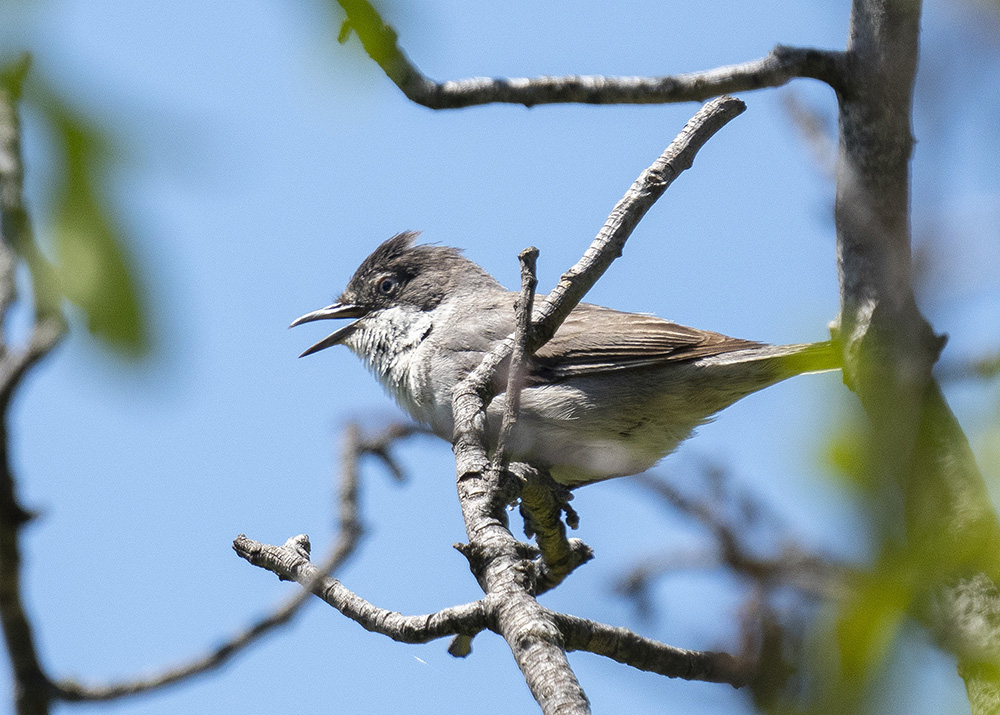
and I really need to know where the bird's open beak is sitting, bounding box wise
[290,302,367,357]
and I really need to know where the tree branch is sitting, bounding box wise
[555,612,750,687]
[490,247,538,475]
[445,96,746,715]
[336,0,845,106]
[233,534,490,642]
[54,422,421,702]
[451,95,746,480]
[831,0,1000,709]
[0,65,64,715]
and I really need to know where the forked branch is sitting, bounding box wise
[237,97,751,715]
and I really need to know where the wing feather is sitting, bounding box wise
[529,303,762,381]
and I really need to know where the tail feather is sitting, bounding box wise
[698,340,840,373]
[771,340,843,377]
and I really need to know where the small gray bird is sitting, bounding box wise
[293,232,839,487]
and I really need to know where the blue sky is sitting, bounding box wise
[1,0,997,713]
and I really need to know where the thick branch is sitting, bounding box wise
[447,97,746,715]
[834,0,1000,709]
[336,0,844,106]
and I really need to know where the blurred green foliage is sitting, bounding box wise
[333,0,404,74]
[0,54,147,356]
[806,378,1000,713]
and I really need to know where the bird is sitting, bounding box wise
[292,231,840,487]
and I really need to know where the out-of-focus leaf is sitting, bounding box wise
[337,19,353,44]
[27,80,148,355]
[0,54,31,100]
[821,407,878,493]
[835,551,915,685]
[2,58,147,355]
[334,0,403,70]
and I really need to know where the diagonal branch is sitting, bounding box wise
[451,95,746,478]
[446,96,747,715]
[335,0,845,107]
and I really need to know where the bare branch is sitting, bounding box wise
[528,96,746,352]
[618,471,847,615]
[0,76,23,323]
[54,584,318,702]
[54,421,423,702]
[490,247,538,475]
[452,95,746,479]
[0,66,63,715]
[554,612,751,687]
[234,534,490,642]
[833,0,1000,704]
[0,321,65,413]
[335,0,844,107]
[442,97,748,715]
[237,533,750,698]
[489,253,596,589]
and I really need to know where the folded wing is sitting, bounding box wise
[530,303,762,381]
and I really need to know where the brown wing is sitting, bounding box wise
[529,303,762,381]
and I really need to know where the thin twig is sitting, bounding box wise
[0,66,62,715]
[452,95,747,480]
[445,97,747,715]
[54,421,422,702]
[623,472,846,599]
[335,0,846,106]
[490,247,538,475]
[233,534,490,642]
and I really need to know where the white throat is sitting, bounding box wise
[341,305,437,412]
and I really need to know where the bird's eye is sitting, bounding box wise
[376,276,398,295]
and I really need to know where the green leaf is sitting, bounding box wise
[0,53,31,100]
[337,19,353,44]
[28,80,149,355]
[334,0,403,70]
[835,559,912,684]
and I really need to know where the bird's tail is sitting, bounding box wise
[698,340,840,374]
[770,339,843,377]
[690,339,842,410]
